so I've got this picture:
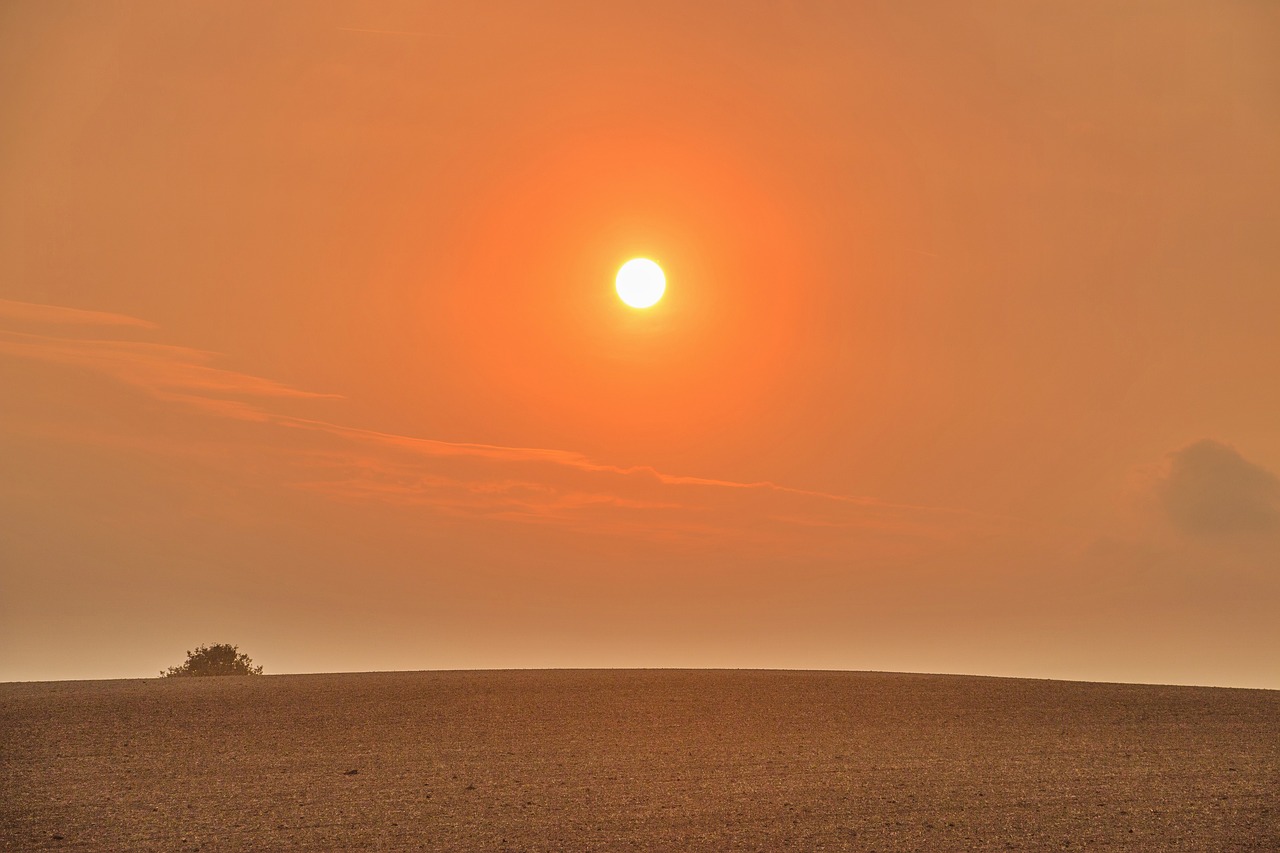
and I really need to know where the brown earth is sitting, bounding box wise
[2,669,1278,851]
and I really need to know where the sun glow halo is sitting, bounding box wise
[615,258,666,309]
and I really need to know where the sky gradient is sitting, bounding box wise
[2,1,1279,687]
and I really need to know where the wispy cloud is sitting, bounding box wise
[0,298,157,328]
[0,299,1005,550]
[0,331,340,406]
[268,418,1005,551]
[276,416,984,520]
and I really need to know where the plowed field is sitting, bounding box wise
[3,670,1277,851]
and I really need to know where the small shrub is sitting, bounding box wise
[162,643,264,677]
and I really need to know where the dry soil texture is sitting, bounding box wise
[2,670,1278,851]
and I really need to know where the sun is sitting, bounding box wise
[615,258,666,309]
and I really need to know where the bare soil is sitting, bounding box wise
[2,670,1278,851]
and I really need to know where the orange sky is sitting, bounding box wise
[2,1,1279,687]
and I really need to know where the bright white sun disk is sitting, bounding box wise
[615,258,665,308]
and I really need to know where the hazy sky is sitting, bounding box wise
[3,1,1278,686]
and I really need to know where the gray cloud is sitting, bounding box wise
[1161,440,1280,536]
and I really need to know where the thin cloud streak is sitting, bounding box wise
[278,416,987,521]
[0,298,157,329]
[0,331,341,402]
[0,302,1006,546]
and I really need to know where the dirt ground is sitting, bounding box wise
[2,669,1277,851]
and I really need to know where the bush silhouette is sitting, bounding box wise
[162,643,264,677]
